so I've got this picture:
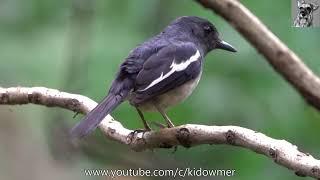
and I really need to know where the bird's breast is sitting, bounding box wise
[136,71,202,112]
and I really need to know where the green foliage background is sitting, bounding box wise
[0,0,319,179]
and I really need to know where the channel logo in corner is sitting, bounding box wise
[293,0,320,27]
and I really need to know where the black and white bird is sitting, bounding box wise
[70,16,236,138]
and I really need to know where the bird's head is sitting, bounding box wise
[167,16,237,54]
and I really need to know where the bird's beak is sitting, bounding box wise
[216,40,237,52]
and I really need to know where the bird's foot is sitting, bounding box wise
[132,128,151,134]
[136,122,179,152]
[143,123,152,132]
[128,128,151,142]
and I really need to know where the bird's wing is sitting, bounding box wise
[132,43,202,104]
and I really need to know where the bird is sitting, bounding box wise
[70,16,237,138]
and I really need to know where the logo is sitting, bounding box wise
[293,0,320,27]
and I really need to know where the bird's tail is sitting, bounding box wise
[70,78,132,138]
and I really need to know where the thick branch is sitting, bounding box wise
[196,0,320,110]
[0,87,319,178]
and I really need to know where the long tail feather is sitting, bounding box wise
[70,93,123,138]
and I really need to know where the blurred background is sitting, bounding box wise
[0,0,319,179]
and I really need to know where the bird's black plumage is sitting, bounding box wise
[70,16,237,138]
[132,43,201,104]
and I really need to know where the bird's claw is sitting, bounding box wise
[132,128,151,134]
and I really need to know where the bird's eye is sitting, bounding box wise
[204,25,212,33]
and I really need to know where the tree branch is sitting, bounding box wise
[196,0,320,111]
[0,87,319,178]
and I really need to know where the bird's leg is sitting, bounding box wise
[151,121,166,129]
[153,103,175,128]
[135,108,151,131]
[153,102,178,152]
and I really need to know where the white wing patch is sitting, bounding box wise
[139,50,200,91]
